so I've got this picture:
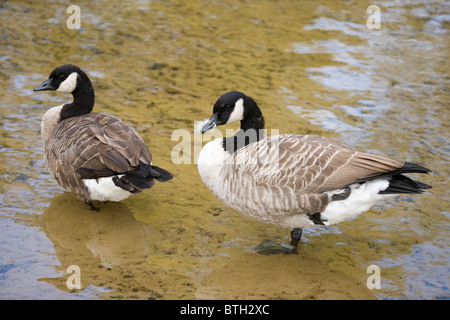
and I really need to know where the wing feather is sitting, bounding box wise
[45,113,152,186]
[228,134,403,215]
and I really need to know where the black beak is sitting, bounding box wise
[33,78,56,92]
[201,113,219,133]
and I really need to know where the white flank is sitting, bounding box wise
[226,98,245,124]
[83,175,132,202]
[57,72,78,93]
[321,178,393,225]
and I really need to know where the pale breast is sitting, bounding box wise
[41,105,64,144]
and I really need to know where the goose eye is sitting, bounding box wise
[224,105,232,111]
[58,74,65,79]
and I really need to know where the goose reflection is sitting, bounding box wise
[196,250,377,300]
[39,193,170,299]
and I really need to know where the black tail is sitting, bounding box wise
[379,174,431,194]
[388,162,431,176]
[148,165,174,182]
[113,162,174,193]
[378,162,431,195]
[113,174,155,193]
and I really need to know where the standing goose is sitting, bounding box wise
[198,91,431,251]
[33,64,173,208]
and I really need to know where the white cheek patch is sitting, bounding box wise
[57,72,78,93]
[226,98,244,124]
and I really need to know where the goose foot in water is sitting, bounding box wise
[255,228,303,255]
[87,201,100,212]
[290,228,303,248]
[255,240,297,255]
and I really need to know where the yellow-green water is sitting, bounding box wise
[0,0,448,299]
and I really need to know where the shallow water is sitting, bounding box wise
[0,0,449,300]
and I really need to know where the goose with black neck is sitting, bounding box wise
[33,64,174,209]
[197,91,431,254]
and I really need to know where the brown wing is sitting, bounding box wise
[245,134,403,193]
[229,134,403,215]
[44,113,152,199]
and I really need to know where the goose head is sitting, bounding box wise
[201,91,265,133]
[33,64,95,120]
[33,64,91,93]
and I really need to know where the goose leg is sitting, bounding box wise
[87,201,100,212]
[290,228,303,248]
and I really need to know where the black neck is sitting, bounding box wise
[223,115,266,153]
[59,79,95,121]
[241,115,265,132]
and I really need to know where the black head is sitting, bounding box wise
[34,64,95,119]
[33,64,91,93]
[201,91,264,133]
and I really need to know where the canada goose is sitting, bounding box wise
[33,64,173,208]
[198,91,431,252]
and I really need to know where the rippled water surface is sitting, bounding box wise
[0,0,449,300]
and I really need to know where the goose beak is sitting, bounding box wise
[201,113,218,133]
[33,78,56,92]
